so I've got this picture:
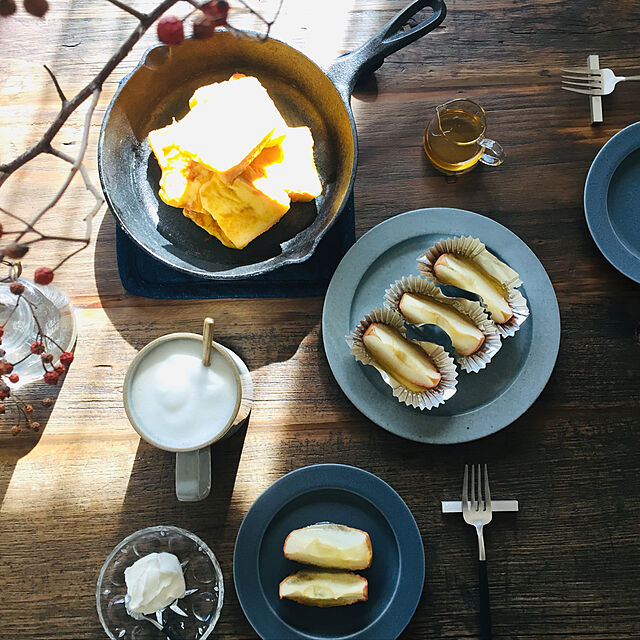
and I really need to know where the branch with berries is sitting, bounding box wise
[0,281,74,434]
[0,0,283,431]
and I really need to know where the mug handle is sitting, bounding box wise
[479,138,505,167]
[175,447,211,502]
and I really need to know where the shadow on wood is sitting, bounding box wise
[0,380,64,509]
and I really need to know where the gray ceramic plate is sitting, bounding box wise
[322,207,560,444]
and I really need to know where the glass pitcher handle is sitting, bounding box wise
[479,138,505,167]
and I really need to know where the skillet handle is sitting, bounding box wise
[326,0,446,102]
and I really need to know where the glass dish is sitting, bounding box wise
[96,526,223,640]
[0,279,76,387]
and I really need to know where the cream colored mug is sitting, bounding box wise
[123,332,252,501]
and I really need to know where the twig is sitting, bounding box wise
[16,89,102,242]
[0,0,180,178]
[43,65,68,105]
[104,0,146,21]
[237,0,284,38]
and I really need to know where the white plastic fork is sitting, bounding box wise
[462,464,493,640]
[561,67,640,96]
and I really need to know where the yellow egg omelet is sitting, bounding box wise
[148,74,322,250]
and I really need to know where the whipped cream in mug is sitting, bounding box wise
[124,552,186,615]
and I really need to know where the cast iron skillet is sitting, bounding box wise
[98,0,446,279]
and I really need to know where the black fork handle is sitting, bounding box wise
[478,559,493,640]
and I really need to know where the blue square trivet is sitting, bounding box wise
[115,193,355,299]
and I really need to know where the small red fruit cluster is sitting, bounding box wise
[42,352,74,385]
[27,342,74,385]
[157,1,229,46]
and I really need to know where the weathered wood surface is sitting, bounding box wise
[1,0,640,638]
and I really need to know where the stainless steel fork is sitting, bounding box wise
[561,67,640,95]
[462,464,493,640]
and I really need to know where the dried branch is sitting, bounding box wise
[43,64,68,105]
[0,0,180,180]
[16,89,102,243]
[237,0,284,39]
[104,0,146,21]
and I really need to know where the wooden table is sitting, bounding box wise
[1,0,640,638]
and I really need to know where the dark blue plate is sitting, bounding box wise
[585,121,640,283]
[233,464,425,640]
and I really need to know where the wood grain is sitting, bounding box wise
[2,0,640,638]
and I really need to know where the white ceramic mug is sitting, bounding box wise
[123,332,252,502]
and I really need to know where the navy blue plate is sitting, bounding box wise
[233,464,424,640]
[585,121,640,283]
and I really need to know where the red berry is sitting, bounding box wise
[0,0,17,17]
[34,266,54,285]
[54,364,65,375]
[192,15,215,39]
[0,359,13,375]
[8,373,18,384]
[0,404,5,413]
[9,282,24,295]
[23,0,48,17]
[59,351,74,366]
[43,371,59,385]
[202,0,228,25]
[157,16,184,46]
[0,381,9,399]
[41,352,54,364]
[30,342,45,354]
[0,327,3,338]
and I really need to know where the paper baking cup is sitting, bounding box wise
[384,275,502,373]
[494,287,529,338]
[346,307,458,410]
[416,235,523,289]
[416,235,529,338]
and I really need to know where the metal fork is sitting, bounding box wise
[462,464,493,640]
[561,67,640,95]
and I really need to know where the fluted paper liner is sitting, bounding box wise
[346,307,458,410]
[384,275,502,373]
[416,235,529,338]
[417,236,522,288]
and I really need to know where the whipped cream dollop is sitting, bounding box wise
[124,552,186,615]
